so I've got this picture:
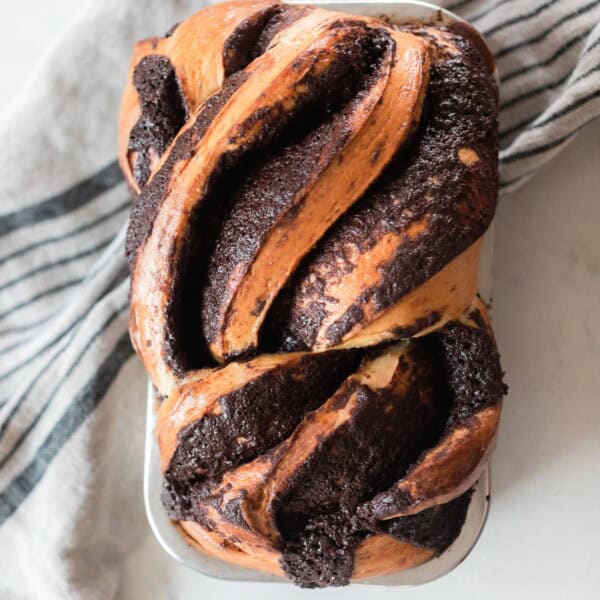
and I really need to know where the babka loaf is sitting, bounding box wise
[119,0,506,587]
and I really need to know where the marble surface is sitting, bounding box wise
[2,2,599,598]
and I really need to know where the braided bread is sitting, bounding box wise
[120,0,506,587]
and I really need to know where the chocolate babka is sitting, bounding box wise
[119,0,506,587]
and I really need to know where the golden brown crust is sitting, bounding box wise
[206,31,430,362]
[352,536,435,580]
[121,1,502,586]
[335,238,482,350]
[244,343,425,542]
[118,0,282,195]
[130,8,360,392]
[177,521,435,581]
[359,297,502,521]
[128,14,431,393]
[156,301,501,582]
[376,405,500,518]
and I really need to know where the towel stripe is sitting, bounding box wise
[501,114,598,164]
[500,32,588,83]
[0,258,129,435]
[0,279,82,322]
[0,335,74,432]
[0,234,127,380]
[481,0,562,37]
[0,314,83,393]
[0,222,127,333]
[502,49,600,105]
[494,0,599,60]
[501,87,600,139]
[0,313,56,339]
[0,238,113,294]
[446,0,480,11]
[529,87,600,128]
[0,199,129,268]
[586,36,600,54]
[501,53,600,115]
[0,274,129,457]
[574,62,600,84]
[501,70,573,111]
[0,160,122,238]
[0,256,128,387]
[0,298,129,467]
[0,330,133,524]
[468,0,514,23]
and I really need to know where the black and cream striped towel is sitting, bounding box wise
[0,0,598,598]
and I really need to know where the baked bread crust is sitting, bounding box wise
[119,1,504,587]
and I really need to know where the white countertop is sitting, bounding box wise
[2,2,599,598]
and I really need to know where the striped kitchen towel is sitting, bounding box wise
[0,0,598,598]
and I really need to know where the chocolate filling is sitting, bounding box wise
[436,316,507,430]
[281,488,474,588]
[126,71,249,268]
[357,315,506,522]
[162,313,505,587]
[280,509,365,588]
[251,6,312,57]
[128,55,187,188]
[276,352,446,532]
[128,6,300,192]
[165,26,392,370]
[277,344,449,587]
[275,27,499,349]
[277,318,504,587]
[222,5,289,76]
[163,349,362,521]
[201,27,391,352]
[376,487,474,554]
[127,10,505,588]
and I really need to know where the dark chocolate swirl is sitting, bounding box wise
[119,1,504,588]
